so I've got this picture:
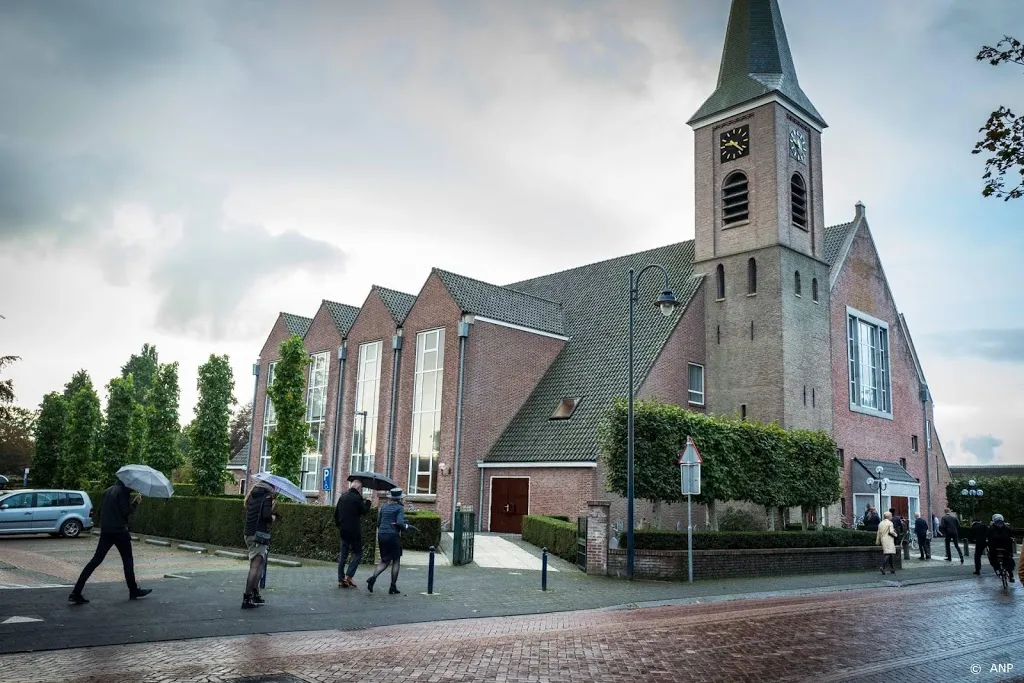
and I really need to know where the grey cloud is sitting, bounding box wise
[960,435,1003,463]
[924,329,1024,364]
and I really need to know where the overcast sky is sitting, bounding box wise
[1,0,1021,466]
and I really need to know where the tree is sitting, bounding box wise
[230,401,253,456]
[0,355,19,421]
[63,369,92,401]
[33,393,66,487]
[267,335,312,484]
[146,362,182,477]
[127,402,148,466]
[189,355,235,496]
[98,376,135,485]
[121,343,160,406]
[0,406,36,475]
[59,375,101,489]
[974,36,1023,201]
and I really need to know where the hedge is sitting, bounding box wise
[617,528,877,551]
[88,492,440,563]
[522,514,578,563]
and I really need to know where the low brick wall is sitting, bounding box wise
[607,546,904,581]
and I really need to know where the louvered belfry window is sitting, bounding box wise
[723,171,749,225]
[791,173,808,229]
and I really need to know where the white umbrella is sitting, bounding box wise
[116,464,174,498]
[253,472,307,504]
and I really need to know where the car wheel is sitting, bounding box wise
[61,519,83,538]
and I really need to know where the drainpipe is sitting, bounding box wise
[329,342,347,506]
[451,317,471,525]
[386,328,403,478]
[243,360,260,492]
[921,384,932,533]
[478,467,485,533]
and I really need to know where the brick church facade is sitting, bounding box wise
[245,0,952,533]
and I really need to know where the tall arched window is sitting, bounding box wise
[812,277,819,302]
[723,171,749,226]
[716,264,725,299]
[791,173,808,229]
[747,258,757,294]
[795,271,802,296]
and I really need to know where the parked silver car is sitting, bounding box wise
[0,489,94,538]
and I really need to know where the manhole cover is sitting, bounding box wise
[227,675,307,683]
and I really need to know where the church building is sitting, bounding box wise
[245,0,952,533]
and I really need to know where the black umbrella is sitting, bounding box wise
[347,471,397,492]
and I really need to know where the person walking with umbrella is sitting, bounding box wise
[334,478,370,588]
[68,464,171,604]
[366,488,414,594]
[242,480,279,608]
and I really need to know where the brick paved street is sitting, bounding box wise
[1,576,1022,682]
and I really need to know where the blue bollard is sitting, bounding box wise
[428,545,436,594]
[542,547,548,591]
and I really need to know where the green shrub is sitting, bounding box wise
[402,511,442,551]
[522,514,577,563]
[541,515,572,522]
[617,528,877,551]
[718,507,765,532]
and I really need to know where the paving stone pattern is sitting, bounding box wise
[1,578,1023,682]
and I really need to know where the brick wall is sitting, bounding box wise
[338,290,399,486]
[481,467,596,532]
[606,545,902,581]
[830,221,948,525]
[301,303,344,504]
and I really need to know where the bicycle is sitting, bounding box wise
[994,549,1011,591]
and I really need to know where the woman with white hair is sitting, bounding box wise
[876,510,897,575]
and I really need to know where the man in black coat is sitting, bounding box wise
[969,519,988,575]
[914,513,930,559]
[335,479,370,588]
[863,505,881,533]
[69,480,152,604]
[940,508,964,563]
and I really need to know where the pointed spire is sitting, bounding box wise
[688,0,825,128]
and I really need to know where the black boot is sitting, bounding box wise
[389,584,401,594]
[129,588,152,600]
[251,590,265,605]
[68,593,89,605]
[242,593,257,609]
[366,576,376,593]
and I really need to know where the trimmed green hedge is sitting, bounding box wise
[402,511,442,551]
[522,514,577,563]
[617,528,877,551]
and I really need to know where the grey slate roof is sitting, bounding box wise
[281,312,313,337]
[374,286,417,325]
[228,442,250,468]
[689,0,825,128]
[324,300,360,337]
[485,241,703,463]
[854,458,918,484]
[823,221,855,268]
[434,268,565,336]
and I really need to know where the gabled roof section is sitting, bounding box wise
[823,221,854,265]
[281,312,313,337]
[323,300,360,337]
[433,269,565,336]
[898,313,928,387]
[854,458,918,484]
[228,442,249,469]
[486,241,703,463]
[373,286,417,325]
[689,0,825,128]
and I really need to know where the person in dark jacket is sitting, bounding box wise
[914,513,930,559]
[969,519,988,575]
[334,479,369,588]
[366,488,411,595]
[940,508,964,563]
[987,514,1015,582]
[242,482,278,609]
[863,506,881,533]
[69,480,152,604]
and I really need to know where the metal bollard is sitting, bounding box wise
[428,545,436,595]
[541,547,548,591]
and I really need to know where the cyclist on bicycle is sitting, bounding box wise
[987,514,1015,582]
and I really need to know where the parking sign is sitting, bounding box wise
[322,467,332,492]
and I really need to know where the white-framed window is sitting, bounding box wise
[847,307,892,418]
[687,363,705,406]
[351,341,383,474]
[409,328,444,495]
[258,362,277,473]
[302,352,330,492]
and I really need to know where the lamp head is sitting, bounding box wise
[960,489,969,496]
[875,465,884,476]
[968,479,976,487]
[656,290,677,317]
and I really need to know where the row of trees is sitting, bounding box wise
[597,399,842,530]
[947,477,1024,526]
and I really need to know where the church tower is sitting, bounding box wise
[689,0,833,431]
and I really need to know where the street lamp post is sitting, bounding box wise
[626,264,677,581]
[960,479,984,522]
[866,465,889,520]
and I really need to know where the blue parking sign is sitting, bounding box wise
[322,467,332,492]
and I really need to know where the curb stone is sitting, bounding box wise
[144,538,171,547]
[178,544,207,553]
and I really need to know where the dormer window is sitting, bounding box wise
[550,397,582,420]
[723,171,749,226]
[791,173,808,230]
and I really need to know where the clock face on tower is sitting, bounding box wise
[719,125,750,162]
[789,126,808,163]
